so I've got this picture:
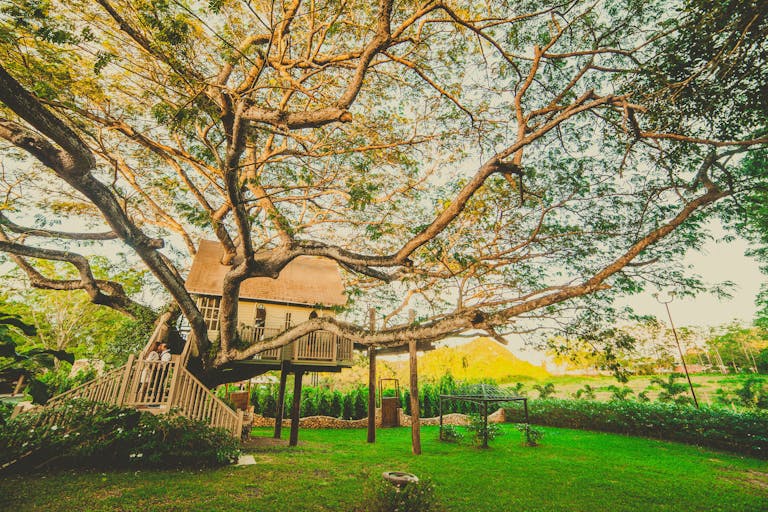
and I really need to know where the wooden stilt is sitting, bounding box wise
[408,310,421,455]
[274,361,289,439]
[289,370,304,447]
[367,307,377,443]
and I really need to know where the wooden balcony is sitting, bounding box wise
[238,326,354,367]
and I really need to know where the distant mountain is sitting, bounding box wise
[382,337,549,383]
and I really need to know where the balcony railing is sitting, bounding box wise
[239,325,353,365]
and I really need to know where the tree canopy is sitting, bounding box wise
[0,0,765,382]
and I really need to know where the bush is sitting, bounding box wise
[330,391,343,418]
[651,373,694,405]
[362,477,443,512]
[438,424,463,443]
[467,413,502,447]
[0,399,15,425]
[340,393,352,419]
[503,398,768,458]
[0,398,240,472]
[532,383,556,399]
[715,376,768,409]
[261,393,277,418]
[516,423,544,446]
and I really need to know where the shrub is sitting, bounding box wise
[316,388,332,417]
[362,477,443,512]
[438,424,463,443]
[342,393,354,420]
[261,393,277,418]
[300,388,317,417]
[503,398,768,458]
[606,385,634,401]
[0,399,15,425]
[573,384,595,400]
[532,382,556,399]
[509,382,528,397]
[715,376,768,409]
[467,413,502,447]
[353,387,368,419]
[330,391,343,418]
[516,423,544,446]
[0,398,240,473]
[651,374,694,405]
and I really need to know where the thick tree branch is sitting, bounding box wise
[0,66,209,352]
[0,235,153,318]
[0,212,117,241]
[229,184,727,363]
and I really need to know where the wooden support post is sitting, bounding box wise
[483,401,489,448]
[289,370,304,447]
[408,309,421,455]
[367,308,376,444]
[274,361,289,439]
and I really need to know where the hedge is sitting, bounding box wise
[0,399,240,473]
[503,398,768,458]
[247,374,491,420]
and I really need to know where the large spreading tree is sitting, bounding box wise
[0,0,765,383]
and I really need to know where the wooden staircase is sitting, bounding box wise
[43,339,243,438]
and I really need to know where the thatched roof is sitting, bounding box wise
[185,240,346,307]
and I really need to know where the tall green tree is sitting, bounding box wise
[0,0,765,385]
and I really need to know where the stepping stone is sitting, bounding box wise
[237,455,257,466]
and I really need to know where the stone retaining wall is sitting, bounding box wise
[249,408,505,429]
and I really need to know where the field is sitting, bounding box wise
[524,373,750,403]
[1,425,766,512]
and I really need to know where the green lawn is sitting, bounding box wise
[1,425,766,512]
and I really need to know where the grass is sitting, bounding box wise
[1,425,767,511]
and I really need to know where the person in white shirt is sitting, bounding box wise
[158,343,172,363]
[140,344,160,399]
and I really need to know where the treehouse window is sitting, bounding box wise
[197,296,221,331]
[284,312,292,329]
[254,306,266,327]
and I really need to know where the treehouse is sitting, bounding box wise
[185,240,352,371]
[22,242,354,447]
